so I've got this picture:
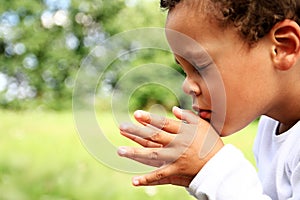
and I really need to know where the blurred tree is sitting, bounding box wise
[0,0,185,111]
[0,0,127,110]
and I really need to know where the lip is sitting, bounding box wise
[199,110,211,121]
[192,105,212,122]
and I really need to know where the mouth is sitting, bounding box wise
[192,106,212,122]
[199,110,212,122]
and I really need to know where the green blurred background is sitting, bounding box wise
[0,0,258,199]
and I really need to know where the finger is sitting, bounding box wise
[117,146,176,163]
[134,110,181,134]
[172,106,200,124]
[138,175,193,187]
[118,152,166,167]
[131,164,182,186]
[119,123,174,146]
[132,157,166,168]
[120,131,163,148]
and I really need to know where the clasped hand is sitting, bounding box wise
[118,106,224,187]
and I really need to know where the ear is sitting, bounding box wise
[270,19,300,70]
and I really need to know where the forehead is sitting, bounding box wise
[165,2,224,49]
[166,1,218,33]
[165,28,213,66]
[165,2,220,64]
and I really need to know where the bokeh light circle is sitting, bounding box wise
[72,27,226,174]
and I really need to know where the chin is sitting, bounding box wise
[210,120,242,137]
[209,113,254,137]
[222,123,252,137]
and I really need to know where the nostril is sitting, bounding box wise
[183,82,198,96]
[189,90,197,96]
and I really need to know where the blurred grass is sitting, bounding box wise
[0,110,257,200]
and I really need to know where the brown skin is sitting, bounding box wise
[118,1,300,187]
[119,107,224,187]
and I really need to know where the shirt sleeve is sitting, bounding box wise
[187,144,271,200]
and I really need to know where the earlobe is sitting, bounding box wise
[270,20,300,70]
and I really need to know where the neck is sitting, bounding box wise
[267,86,300,134]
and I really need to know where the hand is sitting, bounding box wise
[117,106,224,187]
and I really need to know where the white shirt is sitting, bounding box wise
[187,116,300,200]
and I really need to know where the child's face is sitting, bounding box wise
[166,4,277,136]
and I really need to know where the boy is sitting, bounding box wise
[118,0,300,199]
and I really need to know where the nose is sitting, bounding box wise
[182,77,201,96]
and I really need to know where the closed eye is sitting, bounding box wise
[194,63,210,74]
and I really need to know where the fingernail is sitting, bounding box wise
[134,110,142,118]
[117,147,127,156]
[172,106,181,112]
[132,177,140,186]
[119,123,129,131]
[134,110,147,118]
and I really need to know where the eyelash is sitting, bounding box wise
[175,60,210,76]
[193,64,210,74]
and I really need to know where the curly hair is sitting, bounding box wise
[160,0,300,43]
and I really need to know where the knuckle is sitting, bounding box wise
[145,140,152,147]
[163,118,170,129]
[175,153,195,174]
[155,171,164,180]
[150,131,162,142]
[131,148,141,157]
[155,115,167,129]
[131,148,137,157]
[153,171,164,181]
[145,114,151,124]
[149,151,159,160]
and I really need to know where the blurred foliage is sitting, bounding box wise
[0,110,257,199]
[0,110,197,200]
[0,0,184,111]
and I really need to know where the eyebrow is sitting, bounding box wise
[174,55,211,69]
[174,47,212,67]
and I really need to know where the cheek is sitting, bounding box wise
[210,47,270,135]
[221,82,260,135]
[201,68,227,103]
[210,70,255,135]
